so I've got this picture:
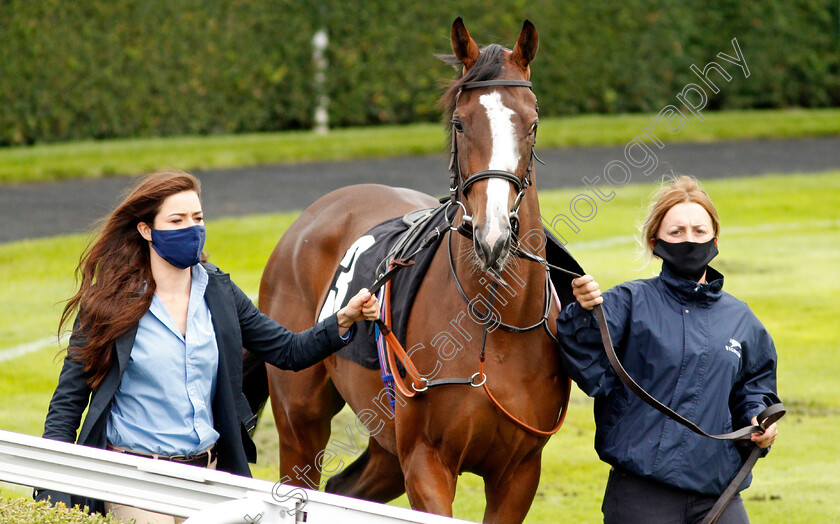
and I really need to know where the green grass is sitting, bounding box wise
[1,171,838,522]
[1,108,839,184]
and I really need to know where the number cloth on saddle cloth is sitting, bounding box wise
[317,207,448,370]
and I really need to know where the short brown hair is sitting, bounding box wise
[641,175,720,257]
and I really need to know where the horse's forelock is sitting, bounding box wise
[437,44,509,126]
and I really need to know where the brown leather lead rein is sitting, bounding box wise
[511,246,785,522]
[374,264,570,436]
[593,305,785,524]
[592,305,785,441]
[590,303,785,522]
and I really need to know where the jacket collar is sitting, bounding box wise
[114,325,139,375]
[659,263,724,305]
[202,262,230,315]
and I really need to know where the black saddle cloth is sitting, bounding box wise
[318,206,583,370]
[318,206,448,369]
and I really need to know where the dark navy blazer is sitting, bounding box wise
[38,263,346,512]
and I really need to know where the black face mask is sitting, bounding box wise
[653,238,718,282]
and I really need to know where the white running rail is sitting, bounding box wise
[0,429,472,524]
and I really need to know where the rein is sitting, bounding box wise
[371,249,569,437]
[366,73,782,523]
[512,246,786,524]
[365,77,566,437]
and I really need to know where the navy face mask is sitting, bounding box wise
[150,225,206,269]
[653,238,718,282]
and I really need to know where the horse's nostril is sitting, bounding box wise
[491,235,510,268]
[475,237,490,259]
[474,225,512,270]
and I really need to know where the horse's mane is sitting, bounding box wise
[437,44,509,129]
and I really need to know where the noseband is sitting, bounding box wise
[442,79,559,343]
[447,79,543,238]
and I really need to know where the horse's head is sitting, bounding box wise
[442,17,539,274]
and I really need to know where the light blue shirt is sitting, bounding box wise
[107,264,220,455]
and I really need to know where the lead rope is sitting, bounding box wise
[477,281,569,437]
[377,270,424,398]
[374,263,569,436]
[374,287,397,411]
[512,244,785,523]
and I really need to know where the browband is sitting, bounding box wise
[460,79,533,90]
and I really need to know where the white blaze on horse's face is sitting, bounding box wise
[479,91,518,257]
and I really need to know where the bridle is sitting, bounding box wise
[373,77,784,524]
[446,78,544,241]
[364,77,570,437]
[443,77,557,342]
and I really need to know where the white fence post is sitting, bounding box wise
[312,28,329,135]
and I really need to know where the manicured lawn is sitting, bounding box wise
[1,172,837,522]
[1,108,839,184]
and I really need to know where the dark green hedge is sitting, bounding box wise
[1,1,838,145]
[0,0,317,145]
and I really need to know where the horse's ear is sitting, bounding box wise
[451,17,480,71]
[511,19,538,71]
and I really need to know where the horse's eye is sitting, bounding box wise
[451,119,464,133]
[529,121,539,135]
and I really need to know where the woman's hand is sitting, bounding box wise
[750,415,777,449]
[336,288,380,331]
[571,275,603,310]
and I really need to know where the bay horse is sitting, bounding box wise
[247,18,578,523]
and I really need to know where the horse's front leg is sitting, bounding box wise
[400,441,457,516]
[269,361,344,489]
[482,451,542,524]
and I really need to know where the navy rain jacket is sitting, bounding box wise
[556,265,780,496]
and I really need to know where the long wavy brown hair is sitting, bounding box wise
[59,170,203,389]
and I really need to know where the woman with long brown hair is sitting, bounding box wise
[557,176,780,524]
[37,171,379,522]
